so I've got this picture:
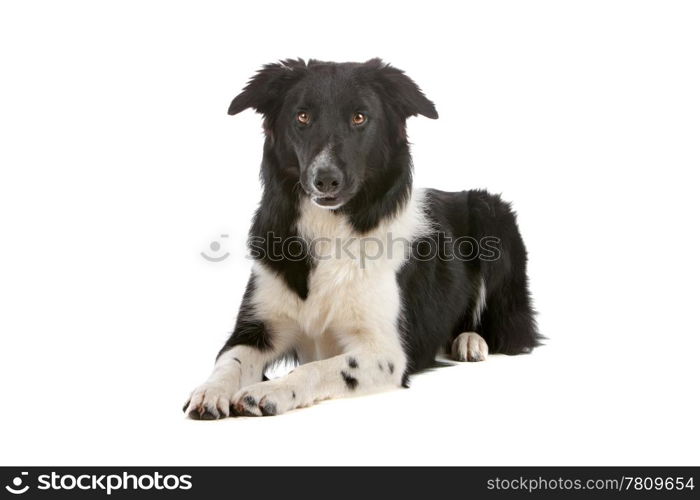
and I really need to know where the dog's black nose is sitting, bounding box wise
[313,167,343,195]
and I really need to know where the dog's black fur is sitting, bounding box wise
[221,58,540,381]
[400,188,541,373]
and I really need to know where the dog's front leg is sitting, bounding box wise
[183,343,283,420]
[231,337,407,417]
[183,276,291,420]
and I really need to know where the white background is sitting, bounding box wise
[1,0,699,466]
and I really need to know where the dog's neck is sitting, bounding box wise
[248,139,414,299]
[341,142,414,234]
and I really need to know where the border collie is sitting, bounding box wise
[184,58,540,418]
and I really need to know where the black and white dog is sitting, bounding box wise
[184,58,540,418]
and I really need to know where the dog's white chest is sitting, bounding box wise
[250,191,430,356]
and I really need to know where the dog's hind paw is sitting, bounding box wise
[451,332,489,362]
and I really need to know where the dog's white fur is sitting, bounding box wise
[185,345,277,418]
[185,189,435,416]
[472,277,487,327]
[451,331,489,362]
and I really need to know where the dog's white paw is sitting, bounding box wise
[452,332,489,362]
[232,380,302,417]
[183,382,238,420]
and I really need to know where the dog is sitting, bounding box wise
[183,58,540,418]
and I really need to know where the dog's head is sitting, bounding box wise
[228,59,438,209]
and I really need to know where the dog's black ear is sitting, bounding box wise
[365,58,438,119]
[228,59,307,117]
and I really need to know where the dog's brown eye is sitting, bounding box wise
[352,112,366,125]
[297,112,310,124]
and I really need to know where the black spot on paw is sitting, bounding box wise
[291,391,296,399]
[189,405,219,420]
[341,371,359,390]
[388,362,395,374]
[260,400,278,416]
[347,356,358,369]
[377,362,384,371]
[234,395,261,416]
[200,408,219,420]
[233,357,241,364]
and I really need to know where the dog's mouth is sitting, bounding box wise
[302,181,355,210]
[312,195,344,209]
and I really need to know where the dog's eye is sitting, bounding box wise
[297,112,310,125]
[352,112,366,125]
